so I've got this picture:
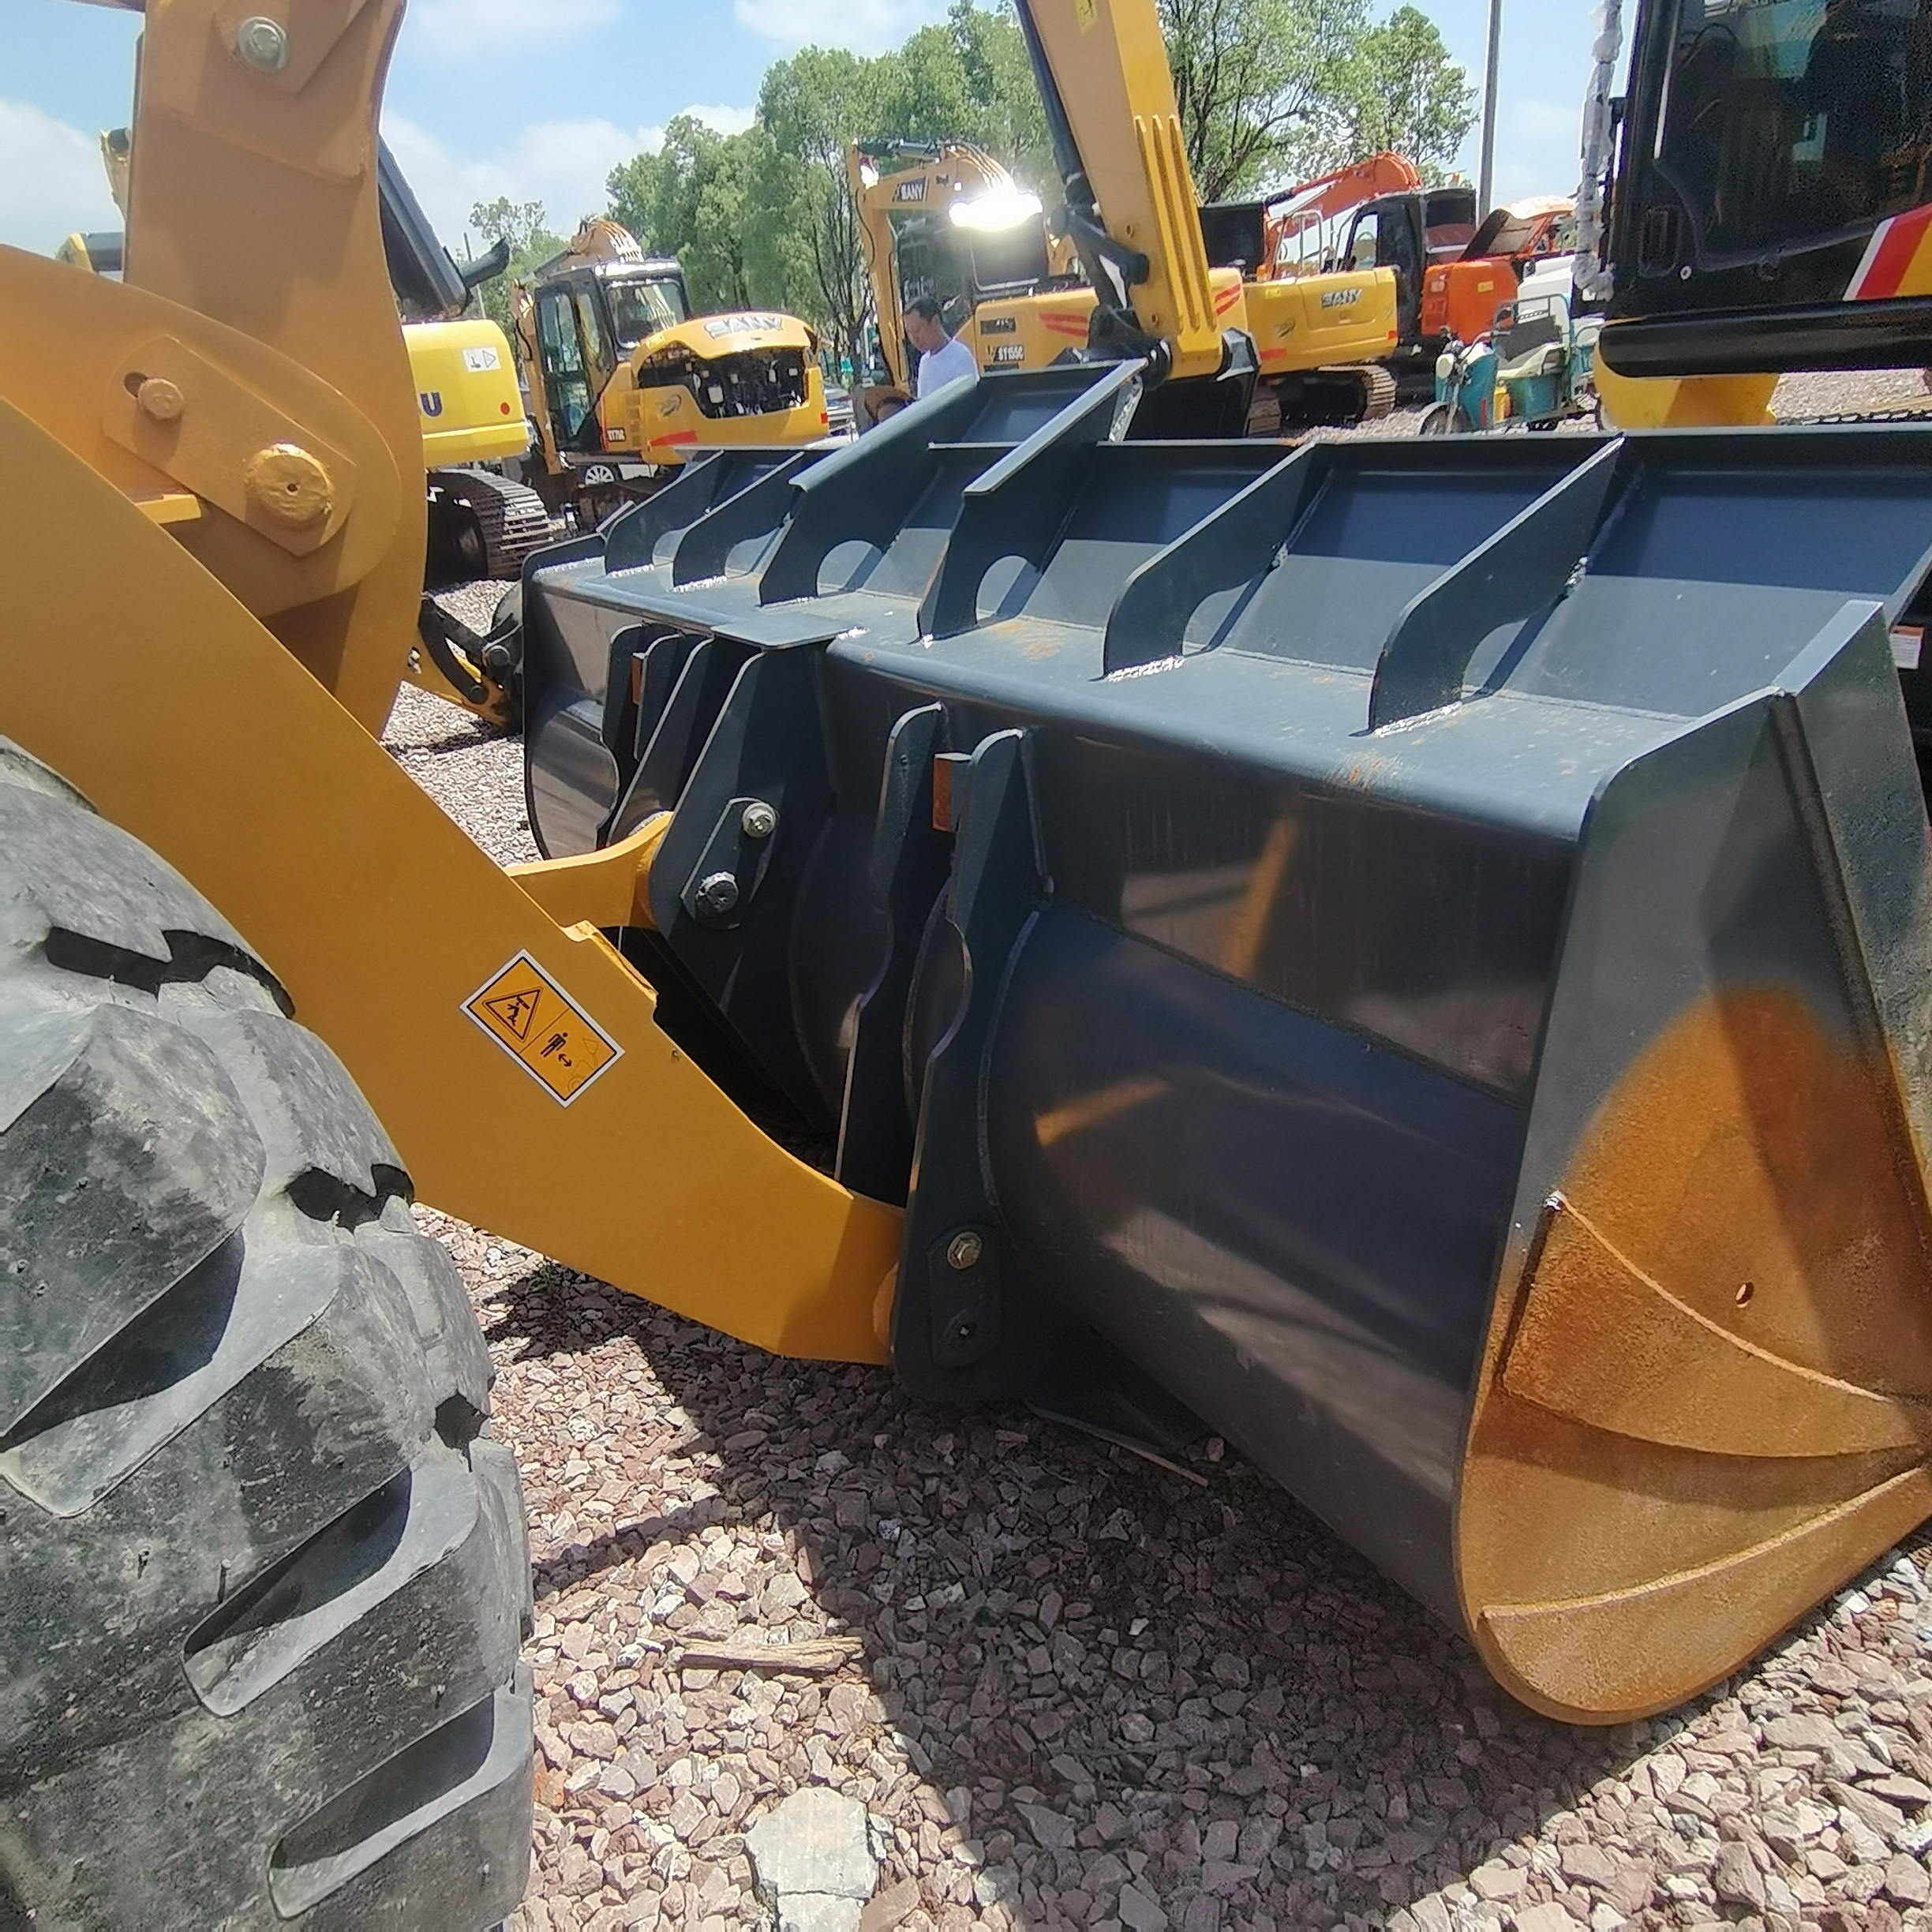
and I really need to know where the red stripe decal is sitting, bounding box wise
[1851,205,1932,300]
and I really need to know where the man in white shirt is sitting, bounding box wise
[906,298,980,400]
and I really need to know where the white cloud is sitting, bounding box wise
[732,0,948,54]
[0,99,122,253]
[681,104,757,137]
[408,0,620,54]
[384,105,758,257]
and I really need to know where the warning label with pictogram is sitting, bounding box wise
[463,952,622,1104]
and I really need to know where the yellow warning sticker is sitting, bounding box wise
[1075,0,1098,26]
[463,952,622,1106]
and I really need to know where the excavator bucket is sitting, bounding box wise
[524,388,1932,1722]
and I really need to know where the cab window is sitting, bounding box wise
[606,277,690,349]
[535,286,594,444]
[1657,0,1932,257]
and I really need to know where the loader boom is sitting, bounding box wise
[0,0,899,1358]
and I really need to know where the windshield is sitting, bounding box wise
[605,274,690,348]
[1657,0,1932,256]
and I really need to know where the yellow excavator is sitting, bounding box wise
[848,137,1081,422]
[957,0,1399,432]
[509,218,830,533]
[9,6,1932,1923]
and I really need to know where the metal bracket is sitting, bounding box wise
[836,705,955,1204]
[892,728,1044,1398]
[648,645,836,1124]
[680,796,781,930]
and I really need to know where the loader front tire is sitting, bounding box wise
[0,740,534,1930]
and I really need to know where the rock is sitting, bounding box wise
[1118,1881,1168,1932]
[1511,1907,1578,1932]
[1559,1843,1617,1889]
[858,1879,923,1932]
[747,1787,881,1932]
[1018,1803,1076,1852]
[1470,1860,1527,1903]
[1714,1841,1765,1912]
[1885,1852,1931,1905]
[1765,1713,1845,1754]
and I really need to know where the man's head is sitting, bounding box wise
[905,296,949,355]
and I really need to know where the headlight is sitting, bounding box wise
[1436,351,1455,384]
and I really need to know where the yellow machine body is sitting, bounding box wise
[972,263,1398,386]
[511,223,828,524]
[1234,267,1399,379]
[409,317,530,467]
[607,313,829,466]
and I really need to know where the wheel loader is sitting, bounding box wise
[9,0,1932,1922]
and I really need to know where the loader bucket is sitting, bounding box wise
[522,365,1144,858]
[526,417,1932,1722]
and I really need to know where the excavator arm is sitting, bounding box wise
[1262,152,1423,277]
[1010,0,1225,383]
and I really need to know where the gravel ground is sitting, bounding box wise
[389,516,1932,1932]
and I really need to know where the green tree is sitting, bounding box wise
[757,46,885,365]
[1335,6,1477,183]
[607,118,784,313]
[749,5,1051,364]
[1160,0,1370,200]
[945,0,1051,186]
[466,196,565,335]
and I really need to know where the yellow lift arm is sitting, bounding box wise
[0,0,900,1362]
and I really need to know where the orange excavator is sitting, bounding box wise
[1258,152,1427,280]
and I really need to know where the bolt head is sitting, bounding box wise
[244,443,333,528]
[136,376,185,424]
[234,15,291,73]
[697,871,740,917]
[741,800,777,841]
[945,1230,984,1272]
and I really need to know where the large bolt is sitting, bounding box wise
[234,16,291,73]
[741,800,777,841]
[244,444,334,529]
[696,871,740,918]
[136,377,185,424]
[945,1231,983,1272]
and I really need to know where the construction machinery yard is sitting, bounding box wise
[17,0,1932,1926]
[403,356,1932,1922]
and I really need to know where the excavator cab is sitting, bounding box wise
[1339,186,1480,362]
[1599,0,1932,377]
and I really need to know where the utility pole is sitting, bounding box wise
[1478,0,1504,216]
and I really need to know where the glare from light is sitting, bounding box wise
[949,189,1045,234]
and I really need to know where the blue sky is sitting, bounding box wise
[1,1,1606,257]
